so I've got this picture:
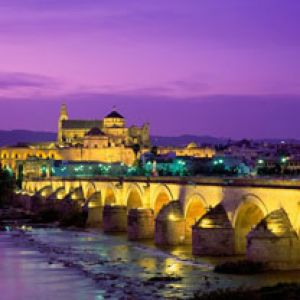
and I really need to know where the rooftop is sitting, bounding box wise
[105,111,124,119]
[86,127,105,136]
[62,120,101,129]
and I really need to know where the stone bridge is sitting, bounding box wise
[21,176,300,268]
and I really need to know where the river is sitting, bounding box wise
[1,227,300,299]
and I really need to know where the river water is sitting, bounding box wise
[2,227,300,299]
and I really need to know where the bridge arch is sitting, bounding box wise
[22,181,30,192]
[71,186,84,200]
[103,184,118,205]
[152,184,173,216]
[36,185,53,198]
[87,191,102,206]
[50,186,67,200]
[84,182,98,200]
[125,184,144,210]
[27,183,36,193]
[183,193,208,241]
[233,194,268,254]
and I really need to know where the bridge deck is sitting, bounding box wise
[25,176,300,189]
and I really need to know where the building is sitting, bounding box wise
[157,142,215,158]
[58,104,150,147]
[0,104,216,177]
[0,104,150,172]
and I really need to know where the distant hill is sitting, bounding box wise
[0,130,299,148]
[151,135,230,147]
[0,130,229,147]
[0,130,56,147]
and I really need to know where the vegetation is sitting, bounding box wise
[60,210,87,228]
[192,283,300,300]
[32,208,61,223]
[214,260,265,275]
[0,165,15,208]
[147,276,182,282]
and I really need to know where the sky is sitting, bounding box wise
[0,0,299,139]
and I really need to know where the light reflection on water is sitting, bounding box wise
[4,228,300,299]
[0,234,104,300]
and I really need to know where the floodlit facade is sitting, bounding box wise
[0,104,150,171]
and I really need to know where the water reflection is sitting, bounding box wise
[163,258,181,275]
[5,228,300,299]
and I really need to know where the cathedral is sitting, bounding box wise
[0,105,151,173]
[0,104,215,177]
[58,104,150,147]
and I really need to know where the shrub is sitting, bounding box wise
[33,208,60,223]
[214,260,265,275]
[192,283,300,300]
[60,210,87,228]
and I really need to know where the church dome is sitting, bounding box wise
[186,142,198,149]
[86,127,105,136]
[105,110,124,119]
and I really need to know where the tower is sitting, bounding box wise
[57,104,69,144]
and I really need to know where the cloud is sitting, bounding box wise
[86,78,211,98]
[0,0,300,48]
[0,71,59,90]
[1,92,300,140]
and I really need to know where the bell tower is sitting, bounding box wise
[57,103,69,144]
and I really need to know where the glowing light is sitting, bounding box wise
[258,159,264,164]
[163,258,181,276]
[88,201,101,208]
[281,157,288,163]
[199,219,214,228]
[168,213,180,221]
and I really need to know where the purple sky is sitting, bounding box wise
[0,0,299,139]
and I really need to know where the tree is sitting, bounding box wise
[0,165,15,208]
[151,146,158,156]
[132,143,141,156]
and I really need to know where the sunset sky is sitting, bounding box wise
[0,0,299,139]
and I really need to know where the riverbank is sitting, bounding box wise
[2,205,300,299]
[3,226,300,299]
[0,232,103,300]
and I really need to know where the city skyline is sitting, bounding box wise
[0,0,299,138]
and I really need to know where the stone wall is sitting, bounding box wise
[127,208,154,240]
[192,204,235,256]
[247,209,300,269]
[102,205,127,233]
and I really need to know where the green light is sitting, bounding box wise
[281,157,287,163]
[258,159,264,164]
[218,159,224,164]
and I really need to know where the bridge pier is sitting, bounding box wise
[155,201,186,245]
[247,209,300,269]
[192,204,235,256]
[87,204,103,227]
[102,205,127,233]
[127,208,154,240]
